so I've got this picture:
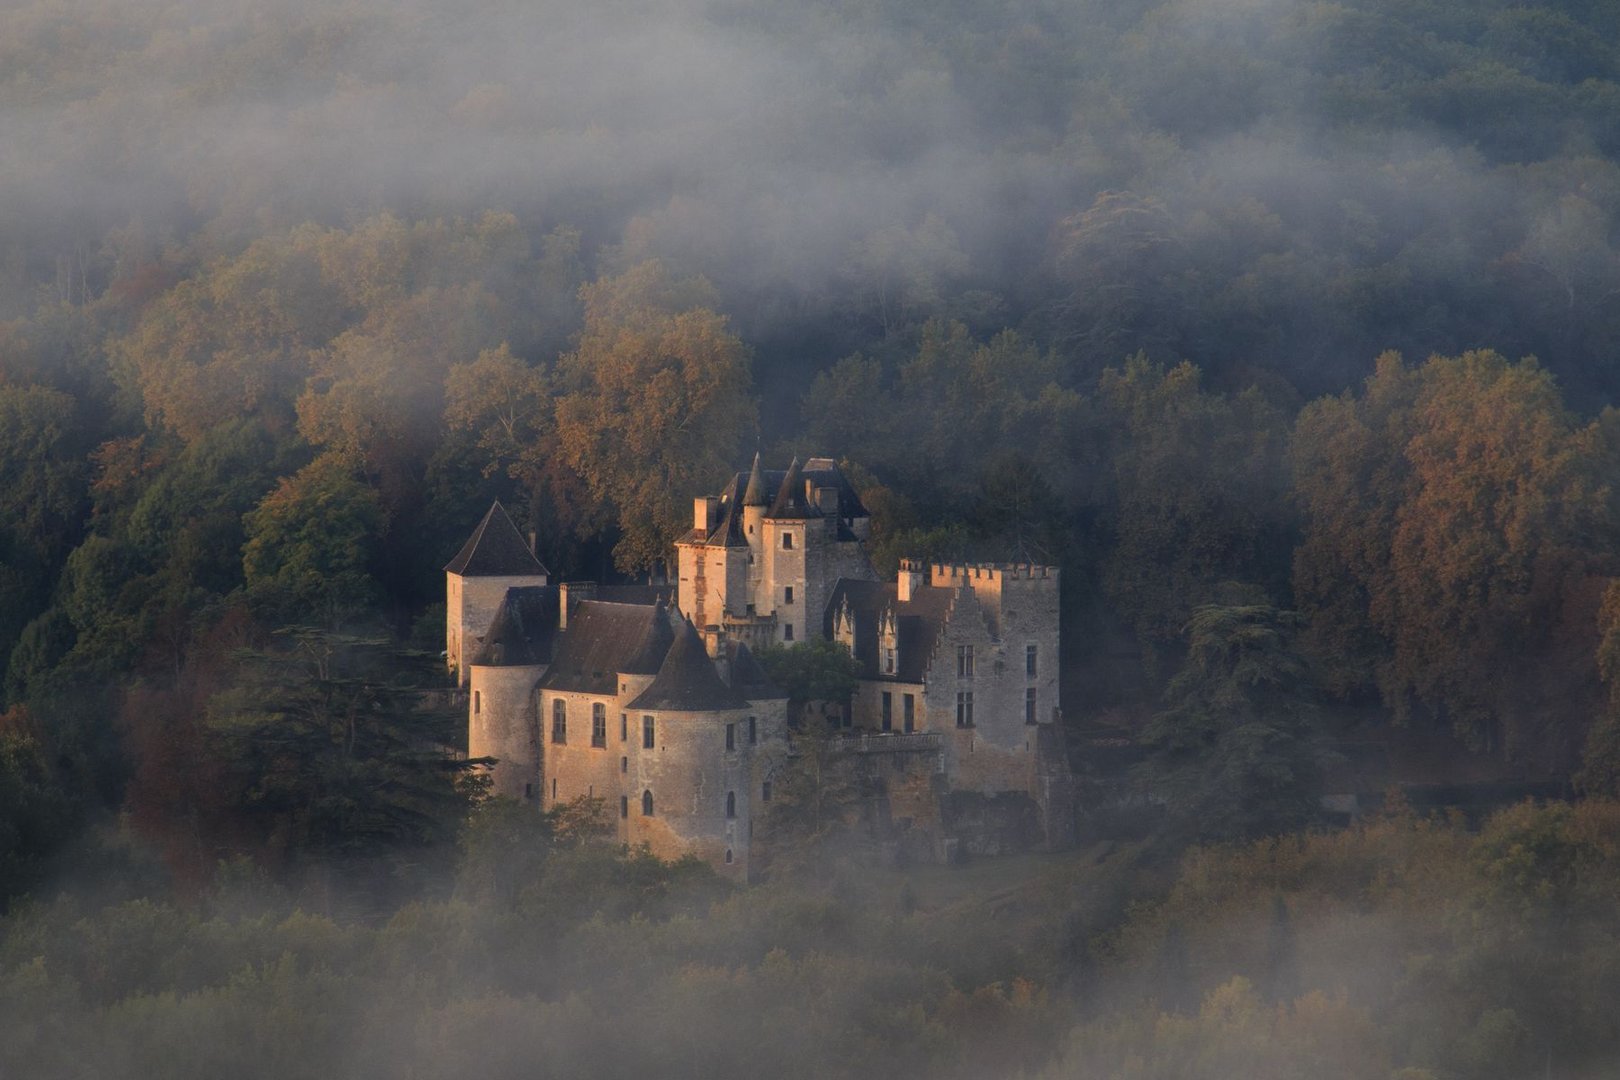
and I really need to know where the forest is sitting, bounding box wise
[4,0,1620,1075]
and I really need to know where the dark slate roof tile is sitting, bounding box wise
[538,601,670,695]
[445,501,549,577]
[627,620,749,711]
[470,586,557,667]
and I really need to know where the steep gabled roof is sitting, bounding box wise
[627,619,749,711]
[768,457,818,519]
[680,472,749,548]
[445,501,549,577]
[538,601,670,695]
[823,578,955,683]
[803,458,869,520]
[470,586,556,667]
[621,601,676,676]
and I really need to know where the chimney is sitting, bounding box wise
[558,581,597,629]
[701,626,731,684]
[897,559,923,603]
[694,496,720,534]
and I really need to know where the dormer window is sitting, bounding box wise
[884,647,895,674]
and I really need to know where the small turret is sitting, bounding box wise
[742,451,769,507]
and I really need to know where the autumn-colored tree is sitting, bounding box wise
[554,260,757,571]
[110,226,342,441]
[1292,351,1618,760]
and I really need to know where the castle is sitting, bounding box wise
[446,455,1073,878]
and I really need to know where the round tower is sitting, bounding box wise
[467,591,548,802]
[625,619,754,877]
[741,450,770,567]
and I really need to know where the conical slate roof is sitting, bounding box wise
[620,600,676,676]
[445,501,549,577]
[742,451,769,506]
[471,590,550,667]
[767,456,818,519]
[627,620,748,711]
[730,642,785,700]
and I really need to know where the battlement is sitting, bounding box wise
[925,561,1058,586]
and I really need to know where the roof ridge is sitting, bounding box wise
[444,501,550,577]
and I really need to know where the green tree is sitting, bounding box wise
[1099,354,1294,651]
[754,639,861,719]
[205,628,479,861]
[241,455,385,623]
[1139,602,1324,842]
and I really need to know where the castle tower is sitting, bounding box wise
[741,451,770,592]
[445,501,549,685]
[625,619,755,878]
[674,472,750,632]
[467,590,549,802]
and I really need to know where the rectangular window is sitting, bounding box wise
[551,699,567,744]
[782,532,794,550]
[591,703,607,748]
[1025,687,1038,725]
[621,713,628,742]
[748,716,757,744]
[473,690,481,715]
[726,722,736,751]
[784,624,794,642]
[881,692,892,732]
[903,694,915,733]
[643,715,655,749]
[1026,644,1038,677]
[784,586,794,604]
[762,780,772,802]
[957,645,974,678]
[621,756,628,774]
[956,691,974,728]
[619,796,628,818]
[884,647,895,674]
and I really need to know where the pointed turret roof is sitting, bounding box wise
[471,589,550,667]
[627,619,749,711]
[445,501,549,577]
[742,451,769,506]
[767,456,818,519]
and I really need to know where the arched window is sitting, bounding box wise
[642,789,654,816]
[551,699,567,744]
[725,791,736,819]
